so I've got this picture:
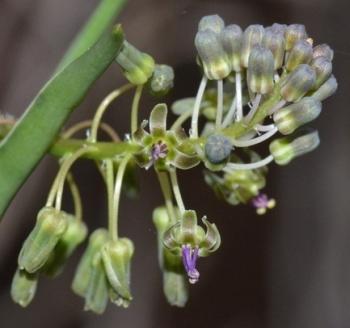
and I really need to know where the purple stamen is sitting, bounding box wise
[251,193,269,209]
[151,141,168,162]
[182,245,200,284]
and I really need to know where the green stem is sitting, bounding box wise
[131,85,144,134]
[105,160,116,240]
[66,172,83,221]
[156,170,176,223]
[170,110,192,131]
[111,155,131,240]
[90,84,133,142]
[169,169,185,215]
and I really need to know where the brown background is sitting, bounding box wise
[0,0,349,327]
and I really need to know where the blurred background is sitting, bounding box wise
[0,0,349,327]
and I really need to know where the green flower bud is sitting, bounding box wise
[116,41,155,85]
[195,30,231,80]
[311,57,332,89]
[11,269,38,307]
[241,25,265,68]
[221,24,243,72]
[18,207,68,273]
[274,97,322,135]
[285,24,307,51]
[247,45,275,94]
[263,28,285,69]
[313,44,334,61]
[198,15,225,34]
[101,238,134,303]
[269,129,320,165]
[205,134,233,165]
[71,228,109,297]
[270,23,287,35]
[311,75,337,101]
[147,64,174,97]
[285,39,313,71]
[280,64,316,102]
[43,215,88,277]
[84,253,109,315]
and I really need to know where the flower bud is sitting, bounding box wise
[43,215,88,277]
[241,25,265,68]
[72,228,109,297]
[311,57,332,89]
[147,64,174,97]
[263,28,285,69]
[313,44,334,61]
[221,24,243,72]
[273,97,322,135]
[205,134,233,165]
[18,207,68,273]
[84,253,109,314]
[280,64,316,102]
[247,45,274,94]
[101,238,134,302]
[116,41,155,85]
[198,15,225,34]
[195,30,231,80]
[269,129,320,165]
[285,39,313,71]
[11,269,38,307]
[311,75,337,101]
[270,23,287,35]
[285,24,307,51]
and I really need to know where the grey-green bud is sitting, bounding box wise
[116,41,155,85]
[221,24,243,72]
[247,45,275,94]
[241,25,265,67]
[205,134,233,165]
[195,30,231,80]
[11,269,38,307]
[263,28,285,69]
[273,97,322,135]
[311,75,337,101]
[71,228,109,297]
[280,64,316,102]
[269,129,320,165]
[285,39,313,71]
[313,44,334,61]
[18,207,68,273]
[147,64,174,97]
[198,14,225,34]
[311,57,332,89]
[285,24,307,51]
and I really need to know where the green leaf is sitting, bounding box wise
[56,0,127,72]
[0,26,124,218]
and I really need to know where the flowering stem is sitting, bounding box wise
[105,159,116,240]
[231,126,278,147]
[224,154,274,171]
[169,169,185,215]
[90,84,133,142]
[235,72,243,121]
[131,85,144,134]
[244,93,262,123]
[191,75,207,138]
[156,170,176,223]
[66,172,83,221]
[215,79,224,129]
[222,95,236,128]
[170,110,192,131]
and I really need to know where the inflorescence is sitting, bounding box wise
[7,14,337,312]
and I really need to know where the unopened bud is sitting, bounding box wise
[18,207,68,273]
[285,24,307,51]
[11,269,38,307]
[311,75,337,101]
[221,24,243,72]
[147,64,174,97]
[247,45,274,94]
[116,41,155,85]
[270,23,287,35]
[313,44,334,61]
[274,97,322,135]
[280,64,316,102]
[269,129,320,165]
[241,25,265,67]
[205,134,233,165]
[198,15,225,34]
[285,39,313,71]
[195,30,231,80]
[263,28,285,69]
[311,57,332,89]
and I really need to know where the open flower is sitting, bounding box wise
[163,210,221,283]
[132,104,200,171]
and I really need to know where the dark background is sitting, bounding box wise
[0,0,349,327]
